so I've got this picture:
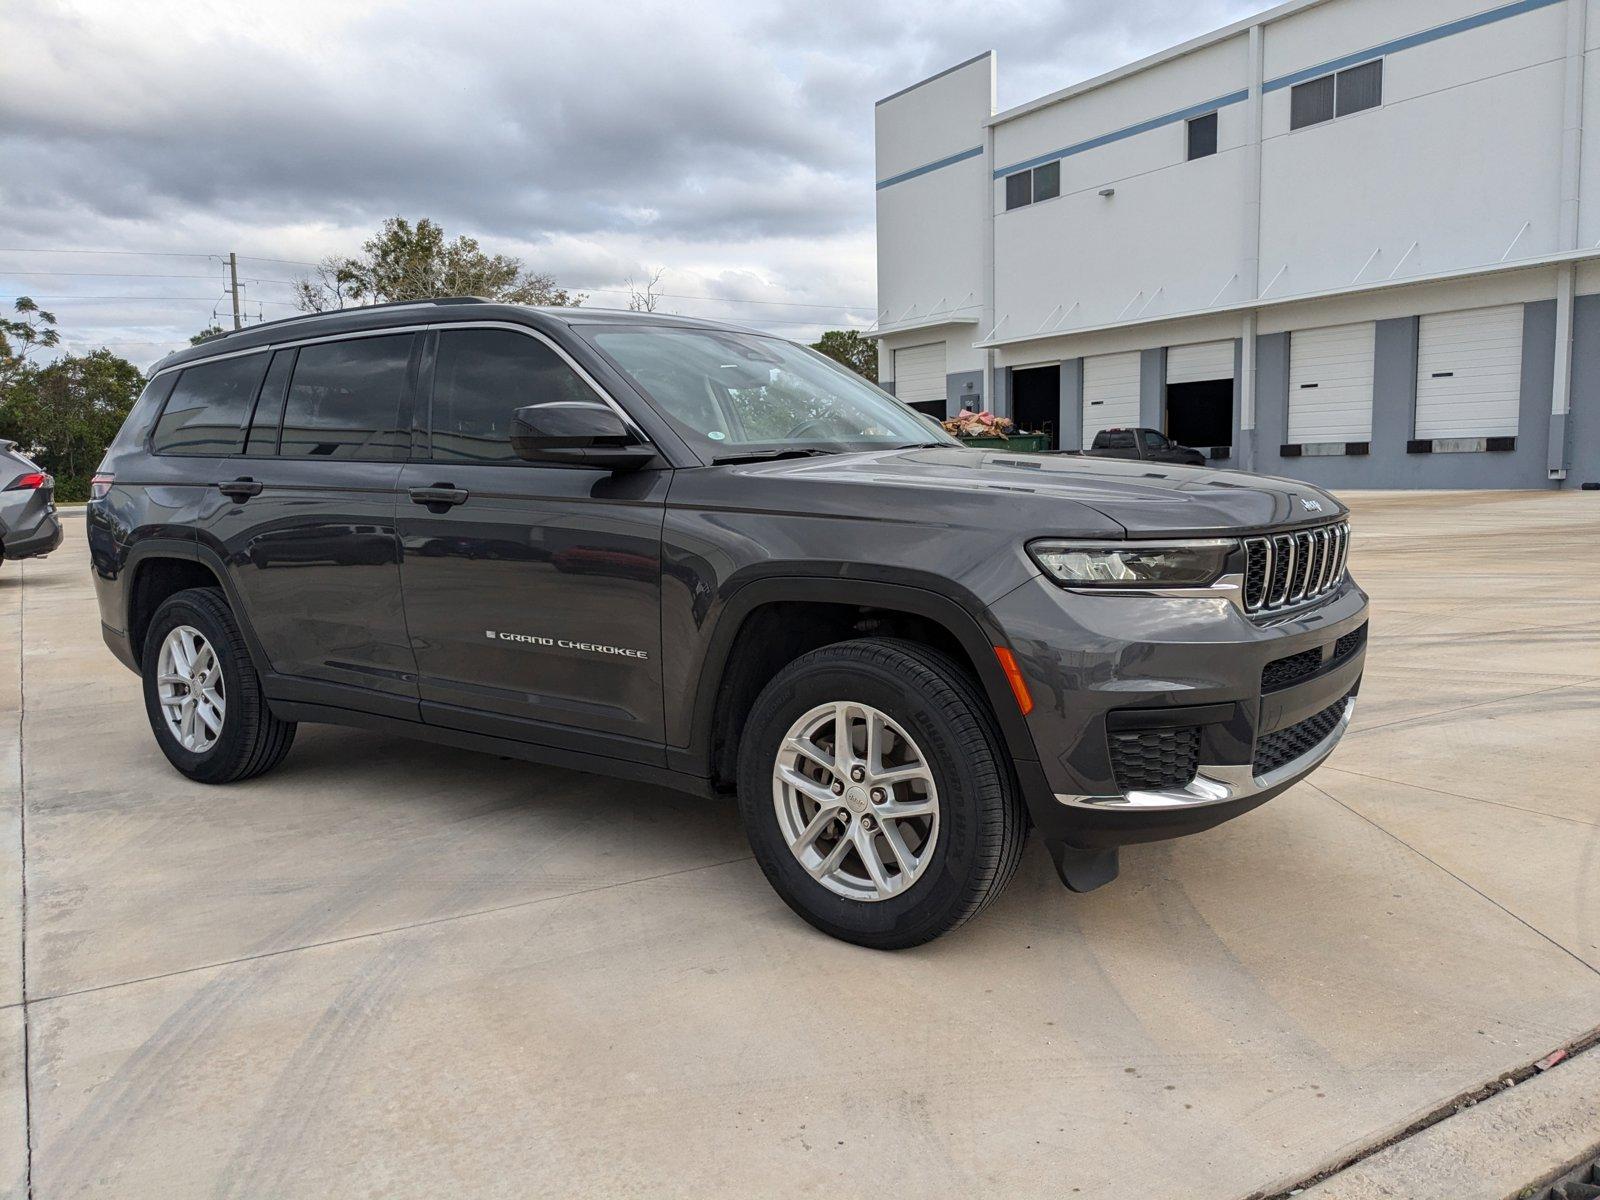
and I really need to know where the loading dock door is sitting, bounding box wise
[893,343,948,417]
[1415,306,1523,439]
[1165,341,1235,385]
[1011,365,1062,448]
[1081,351,1141,445]
[1288,323,1375,443]
[1164,340,1235,452]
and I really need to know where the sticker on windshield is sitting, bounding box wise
[707,431,726,440]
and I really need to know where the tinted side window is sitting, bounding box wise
[1103,430,1136,449]
[280,335,414,460]
[1142,430,1165,451]
[150,354,268,456]
[428,329,593,464]
[244,349,295,457]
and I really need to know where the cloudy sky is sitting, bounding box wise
[1,0,1267,368]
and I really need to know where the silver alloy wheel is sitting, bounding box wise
[157,624,226,754]
[773,701,940,902]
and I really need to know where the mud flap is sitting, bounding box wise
[1046,841,1120,893]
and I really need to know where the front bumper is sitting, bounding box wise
[990,569,1369,858]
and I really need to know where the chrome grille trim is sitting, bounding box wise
[1242,521,1350,615]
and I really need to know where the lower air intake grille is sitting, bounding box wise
[1333,622,1368,661]
[1262,647,1323,691]
[1109,726,1201,793]
[1253,691,1352,776]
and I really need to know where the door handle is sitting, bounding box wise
[217,478,264,500]
[409,485,469,508]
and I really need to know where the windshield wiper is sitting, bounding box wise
[710,448,842,465]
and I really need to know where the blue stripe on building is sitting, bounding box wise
[877,0,1566,190]
[875,146,984,190]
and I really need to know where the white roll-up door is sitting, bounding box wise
[1415,306,1523,439]
[893,343,947,411]
[1166,340,1235,384]
[1288,322,1375,442]
[1082,351,1142,444]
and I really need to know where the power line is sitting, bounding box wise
[1,294,300,306]
[0,247,321,269]
[0,247,221,258]
[0,270,301,285]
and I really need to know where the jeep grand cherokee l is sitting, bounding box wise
[87,299,1368,948]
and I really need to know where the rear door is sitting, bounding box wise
[192,332,420,714]
[396,325,668,754]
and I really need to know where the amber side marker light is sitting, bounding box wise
[992,646,1034,716]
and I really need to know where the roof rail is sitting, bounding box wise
[215,295,495,341]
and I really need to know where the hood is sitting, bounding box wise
[715,446,1346,537]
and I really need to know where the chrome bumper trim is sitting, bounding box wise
[1054,697,1356,812]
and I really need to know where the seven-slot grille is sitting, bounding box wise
[1242,522,1350,613]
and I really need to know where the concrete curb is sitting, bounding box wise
[1297,1043,1600,1200]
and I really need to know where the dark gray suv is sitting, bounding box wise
[87,299,1367,948]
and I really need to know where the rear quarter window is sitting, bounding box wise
[150,355,269,456]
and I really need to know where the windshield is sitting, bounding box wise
[587,327,954,460]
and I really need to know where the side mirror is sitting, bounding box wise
[509,401,656,471]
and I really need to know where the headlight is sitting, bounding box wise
[1028,539,1236,588]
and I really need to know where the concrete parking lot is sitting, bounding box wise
[0,489,1596,1199]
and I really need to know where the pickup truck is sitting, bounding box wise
[1083,427,1208,465]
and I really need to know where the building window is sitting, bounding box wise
[1186,111,1217,160]
[1032,160,1059,202]
[1004,161,1061,210]
[1290,59,1382,130]
[1335,59,1382,116]
[1005,170,1031,210]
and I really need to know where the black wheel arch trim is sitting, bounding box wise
[120,536,275,680]
[667,573,1043,781]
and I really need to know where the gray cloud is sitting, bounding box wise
[1,0,1267,365]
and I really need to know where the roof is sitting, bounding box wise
[151,297,765,373]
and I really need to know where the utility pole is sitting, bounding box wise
[227,252,242,330]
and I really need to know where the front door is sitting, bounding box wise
[191,333,420,714]
[396,326,668,757]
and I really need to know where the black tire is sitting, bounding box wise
[737,638,1027,949]
[140,587,296,784]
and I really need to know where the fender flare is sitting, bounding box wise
[121,537,274,677]
[668,574,1041,779]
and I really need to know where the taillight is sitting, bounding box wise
[90,472,114,501]
[5,472,48,492]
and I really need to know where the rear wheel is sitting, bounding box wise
[141,587,296,784]
[737,638,1026,949]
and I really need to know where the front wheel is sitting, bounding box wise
[141,587,296,784]
[737,638,1026,949]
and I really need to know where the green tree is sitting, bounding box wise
[190,324,227,345]
[0,350,145,501]
[0,297,62,390]
[810,329,877,382]
[294,217,583,312]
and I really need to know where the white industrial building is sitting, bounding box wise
[873,0,1600,488]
